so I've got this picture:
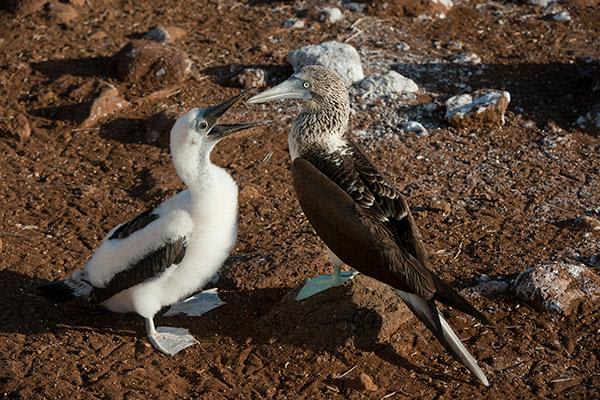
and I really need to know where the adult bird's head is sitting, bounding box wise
[247,66,349,113]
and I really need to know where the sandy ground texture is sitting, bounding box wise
[1,0,599,399]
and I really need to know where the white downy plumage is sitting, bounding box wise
[39,93,261,355]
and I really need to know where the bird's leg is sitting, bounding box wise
[145,317,198,356]
[163,288,225,317]
[295,248,358,301]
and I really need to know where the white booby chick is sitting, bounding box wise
[247,66,490,385]
[38,92,262,356]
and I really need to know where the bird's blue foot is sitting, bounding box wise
[164,288,225,317]
[295,270,358,301]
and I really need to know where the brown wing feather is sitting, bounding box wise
[295,146,487,322]
[292,157,436,299]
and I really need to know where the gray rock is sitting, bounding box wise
[514,262,600,314]
[283,18,305,29]
[233,68,268,89]
[576,104,600,133]
[451,52,482,65]
[403,121,429,136]
[344,2,366,12]
[445,89,511,129]
[355,71,419,100]
[396,42,411,52]
[144,26,186,44]
[528,0,556,6]
[287,41,364,86]
[318,6,343,23]
[551,10,571,22]
[462,277,511,299]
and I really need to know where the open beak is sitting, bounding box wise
[199,91,268,139]
[203,90,249,129]
[208,121,268,139]
[246,78,311,104]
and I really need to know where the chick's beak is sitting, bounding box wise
[203,91,269,139]
[203,90,249,129]
[246,78,311,104]
[208,121,268,139]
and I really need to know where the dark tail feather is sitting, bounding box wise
[397,290,490,386]
[37,280,90,303]
[432,276,489,324]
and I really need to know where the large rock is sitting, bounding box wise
[79,82,130,127]
[287,41,364,86]
[354,70,419,101]
[514,262,600,315]
[445,89,510,129]
[115,40,192,91]
[260,274,418,351]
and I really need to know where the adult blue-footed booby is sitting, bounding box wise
[247,66,490,386]
[38,92,262,356]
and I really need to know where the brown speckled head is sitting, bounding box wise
[292,65,350,112]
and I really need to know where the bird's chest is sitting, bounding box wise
[288,134,301,160]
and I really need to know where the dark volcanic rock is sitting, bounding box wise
[115,40,191,91]
[144,110,177,147]
[260,274,415,350]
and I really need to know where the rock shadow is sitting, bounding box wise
[98,117,147,144]
[202,63,292,88]
[31,56,116,79]
[393,59,600,131]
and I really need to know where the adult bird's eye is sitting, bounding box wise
[198,121,208,130]
[302,81,310,89]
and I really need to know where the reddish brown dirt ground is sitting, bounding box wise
[1,0,599,399]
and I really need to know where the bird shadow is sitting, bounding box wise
[31,56,116,79]
[0,269,470,386]
[202,63,292,88]
[0,270,140,338]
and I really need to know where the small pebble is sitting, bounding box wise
[552,11,571,22]
[403,121,429,137]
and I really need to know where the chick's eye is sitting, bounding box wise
[197,121,208,130]
[302,81,310,89]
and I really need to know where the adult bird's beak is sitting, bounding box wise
[246,78,311,104]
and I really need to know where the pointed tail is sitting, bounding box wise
[397,290,489,386]
[37,279,92,303]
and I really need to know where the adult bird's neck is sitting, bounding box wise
[290,99,350,159]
